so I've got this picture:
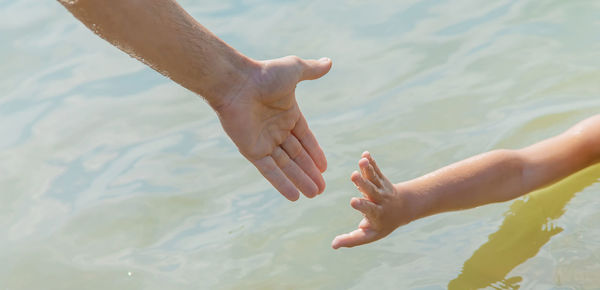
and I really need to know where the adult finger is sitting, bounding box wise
[300,57,332,81]
[281,135,326,194]
[331,227,377,249]
[253,156,300,201]
[272,146,319,198]
[293,115,327,172]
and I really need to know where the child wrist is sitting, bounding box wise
[394,183,425,222]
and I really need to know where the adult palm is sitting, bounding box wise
[216,56,332,201]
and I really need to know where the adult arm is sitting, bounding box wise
[59,0,332,200]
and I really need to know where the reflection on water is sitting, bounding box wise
[449,164,600,289]
[2,0,600,289]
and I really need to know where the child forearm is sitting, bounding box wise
[402,149,525,219]
[405,114,600,219]
[519,114,600,192]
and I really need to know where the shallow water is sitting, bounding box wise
[1,0,600,289]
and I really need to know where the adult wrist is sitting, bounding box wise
[202,51,261,112]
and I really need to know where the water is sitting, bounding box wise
[1,0,600,289]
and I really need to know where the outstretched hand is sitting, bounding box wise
[216,56,332,201]
[59,0,332,202]
[332,152,418,249]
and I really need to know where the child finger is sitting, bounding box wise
[331,228,377,249]
[359,158,382,188]
[350,197,379,218]
[362,151,384,179]
[351,171,382,203]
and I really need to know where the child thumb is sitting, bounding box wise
[300,57,332,81]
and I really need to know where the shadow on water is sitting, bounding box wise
[448,164,600,290]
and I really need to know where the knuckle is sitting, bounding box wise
[372,207,382,219]
[271,148,288,166]
[293,123,307,139]
[288,145,302,160]
[288,55,302,64]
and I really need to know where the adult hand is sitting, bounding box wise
[60,0,332,200]
[216,56,332,201]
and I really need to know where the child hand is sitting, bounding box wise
[332,151,417,249]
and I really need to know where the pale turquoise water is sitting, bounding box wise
[1,0,600,289]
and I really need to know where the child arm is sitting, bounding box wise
[413,114,600,217]
[332,114,600,249]
[519,114,600,193]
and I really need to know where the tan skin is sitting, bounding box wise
[59,0,332,201]
[333,114,600,249]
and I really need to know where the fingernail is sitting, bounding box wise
[319,57,330,62]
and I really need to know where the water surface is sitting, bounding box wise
[1,0,600,289]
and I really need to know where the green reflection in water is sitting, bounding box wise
[448,164,600,290]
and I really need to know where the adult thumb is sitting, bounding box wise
[300,57,332,81]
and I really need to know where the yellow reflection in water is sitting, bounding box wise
[448,164,600,290]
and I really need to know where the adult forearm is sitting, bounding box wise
[59,0,258,108]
